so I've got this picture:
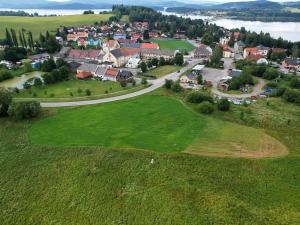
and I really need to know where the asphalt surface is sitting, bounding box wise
[41,60,200,108]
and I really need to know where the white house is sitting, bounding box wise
[125,56,141,68]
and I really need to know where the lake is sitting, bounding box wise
[1,8,300,42]
[160,11,300,42]
[0,71,42,89]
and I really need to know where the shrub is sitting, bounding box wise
[171,81,183,93]
[197,102,214,114]
[218,98,230,111]
[120,80,127,87]
[0,69,13,82]
[0,87,12,117]
[164,79,174,89]
[141,77,148,85]
[85,89,91,96]
[132,79,136,86]
[33,77,43,87]
[290,77,300,89]
[77,88,83,94]
[282,88,300,103]
[8,101,41,120]
[23,81,32,89]
[186,91,213,103]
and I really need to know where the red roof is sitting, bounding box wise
[105,68,119,78]
[140,43,159,49]
[76,71,92,79]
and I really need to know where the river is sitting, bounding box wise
[0,72,42,89]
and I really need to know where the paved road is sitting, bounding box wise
[41,60,200,108]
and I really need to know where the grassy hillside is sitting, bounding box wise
[0,14,113,40]
[1,92,300,224]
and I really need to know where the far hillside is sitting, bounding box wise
[0,14,113,40]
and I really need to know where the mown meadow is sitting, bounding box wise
[1,90,300,224]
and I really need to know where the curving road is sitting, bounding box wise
[41,60,200,108]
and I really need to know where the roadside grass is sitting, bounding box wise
[0,14,113,40]
[14,78,140,101]
[1,93,300,224]
[150,38,195,52]
[143,65,181,78]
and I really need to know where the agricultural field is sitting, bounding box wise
[14,78,143,102]
[143,65,181,78]
[1,91,300,224]
[151,38,195,52]
[0,14,113,40]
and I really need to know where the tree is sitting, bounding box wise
[10,29,18,47]
[164,79,174,89]
[186,91,213,103]
[8,101,41,120]
[197,74,203,85]
[143,30,150,40]
[210,46,223,66]
[174,53,184,66]
[24,61,33,73]
[159,57,165,66]
[151,57,158,67]
[263,68,279,80]
[41,58,56,72]
[140,61,147,73]
[197,102,214,114]
[0,87,12,117]
[5,28,13,46]
[217,98,230,111]
[0,69,13,82]
[19,31,24,48]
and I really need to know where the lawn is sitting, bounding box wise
[144,65,182,78]
[1,94,300,224]
[30,95,286,157]
[0,14,113,40]
[151,38,195,52]
[14,78,142,101]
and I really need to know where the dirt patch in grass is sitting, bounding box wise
[185,121,288,159]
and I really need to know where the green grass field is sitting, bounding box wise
[1,91,300,224]
[0,14,113,40]
[151,39,195,52]
[144,65,181,78]
[14,78,142,102]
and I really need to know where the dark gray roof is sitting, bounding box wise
[194,47,211,56]
[28,53,50,61]
[228,69,242,78]
[140,48,174,57]
[120,43,141,48]
[118,70,133,79]
[256,45,270,51]
[95,66,107,76]
[77,63,98,73]
[110,49,124,58]
[285,57,300,66]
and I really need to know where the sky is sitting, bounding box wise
[46,0,300,2]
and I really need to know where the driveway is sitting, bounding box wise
[41,60,200,108]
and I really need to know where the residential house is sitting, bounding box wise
[193,45,212,59]
[140,49,175,60]
[125,56,141,68]
[76,63,98,79]
[256,45,270,57]
[219,37,230,45]
[223,46,235,58]
[243,47,262,59]
[282,57,300,71]
[28,53,50,68]
[234,41,245,53]
[56,47,104,64]
[118,70,134,82]
[104,48,140,67]
[103,68,119,81]
[103,40,120,52]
